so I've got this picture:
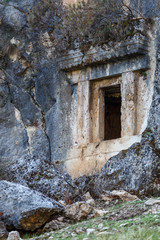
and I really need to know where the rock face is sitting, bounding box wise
[0,0,75,201]
[0,181,63,231]
[0,0,73,187]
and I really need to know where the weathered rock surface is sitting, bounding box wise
[43,220,67,232]
[7,156,78,201]
[99,191,139,203]
[0,221,8,240]
[95,139,160,196]
[99,194,114,202]
[0,181,63,231]
[3,6,27,31]
[0,0,74,190]
[110,190,139,202]
[94,209,108,217]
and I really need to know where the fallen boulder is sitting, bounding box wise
[96,141,160,196]
[0,181,63,231]
[99,190,139,205]
[64,201,93,221]
[110,190,139,202]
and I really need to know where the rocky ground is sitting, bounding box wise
[22,198,160,240]
[12,196,160,240]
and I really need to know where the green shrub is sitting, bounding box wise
[27,0,149,56]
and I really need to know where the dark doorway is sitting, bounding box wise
[104,85,121,140]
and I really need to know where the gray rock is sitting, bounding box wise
[7,0,35,13]
[145,199,160,206]
[0,82,9,108]
[0,221,8,240]
[0,0,160,205]
[86,229,95,236]
[8,156,76,201]
[45,73,73,166]
[96,142,160,196]
[43,220,67,232]
[130,0,159,17]
[7,231,21,240]
[0,97,29,180]
[27,128,50,161]
[3,6,26,31]
[0,5,4,22]
[35,62,57,113]
[10,85,42,127]
[0,181,63,231]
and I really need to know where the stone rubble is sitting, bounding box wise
[12,196,159,239]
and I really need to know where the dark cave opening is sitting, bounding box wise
[104,85,121,140]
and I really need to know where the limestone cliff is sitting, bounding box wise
[0,0,159,198]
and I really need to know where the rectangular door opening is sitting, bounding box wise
[104,85,121,140]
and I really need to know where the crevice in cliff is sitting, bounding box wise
[1,68,52,160]
[0,68,31,155]
[27,91,52,162]
[8,5,26,15]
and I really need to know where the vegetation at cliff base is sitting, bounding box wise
[23,198,160,240]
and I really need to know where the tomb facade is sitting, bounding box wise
[58,32,155,178]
